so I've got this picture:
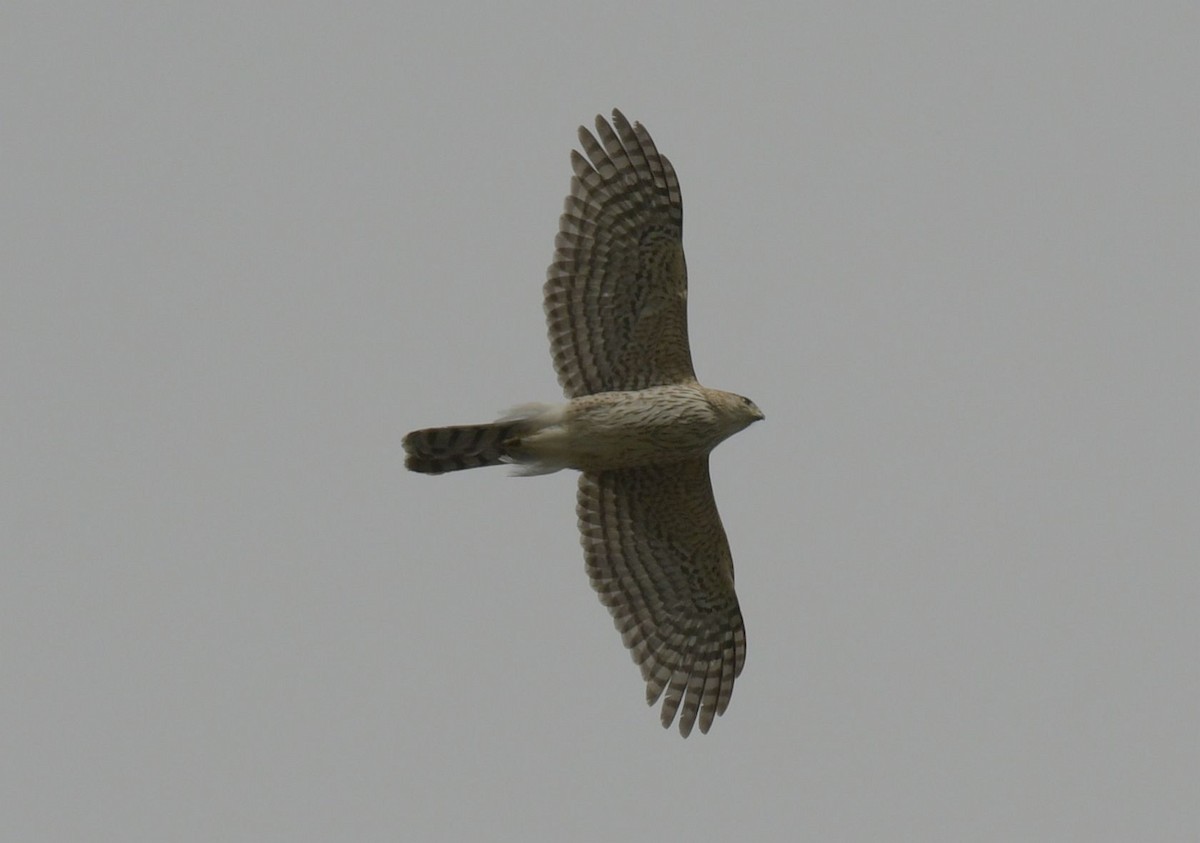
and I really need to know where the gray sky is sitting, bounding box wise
[4,2,1197,840]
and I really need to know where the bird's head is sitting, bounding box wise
[709,390,764,437]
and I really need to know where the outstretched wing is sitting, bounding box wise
[577,460,746,736]
[545,109,696,398]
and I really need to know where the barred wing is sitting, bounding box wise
[545,109,696,398]
[577,460,746,736]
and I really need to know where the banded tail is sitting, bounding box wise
[403,403,566,475]
[403,422,523,474]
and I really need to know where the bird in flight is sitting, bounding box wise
[404,109,763,736]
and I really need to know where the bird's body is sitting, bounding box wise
[404,384,757,476]
[404,110,762,736]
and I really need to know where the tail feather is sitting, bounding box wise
[403,422,520,474]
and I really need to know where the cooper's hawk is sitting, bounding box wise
[404,110,763,736]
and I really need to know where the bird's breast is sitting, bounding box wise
[552,385,723,471]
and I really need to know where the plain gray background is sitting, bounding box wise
[4,2,1196,840]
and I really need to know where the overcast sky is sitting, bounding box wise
[4,2,1197,840]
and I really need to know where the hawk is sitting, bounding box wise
[404,110,763,736]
